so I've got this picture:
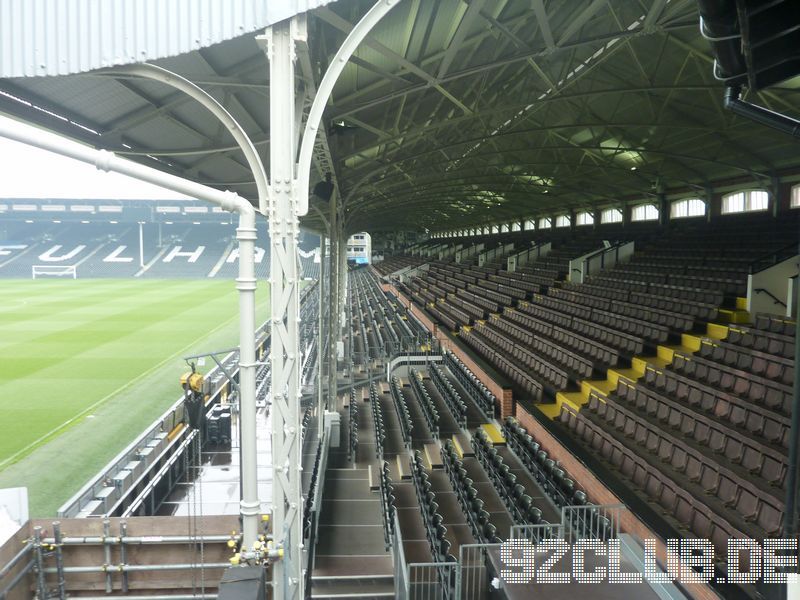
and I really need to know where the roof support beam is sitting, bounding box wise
[436,0,486,80]
[556,0,606,47]
[316,6,473,115]
[531,0,556,50]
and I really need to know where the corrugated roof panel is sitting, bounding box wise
[1,0,338,78]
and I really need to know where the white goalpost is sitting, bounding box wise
[31,265,77,279]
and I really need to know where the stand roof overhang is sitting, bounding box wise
[1,0,799,234]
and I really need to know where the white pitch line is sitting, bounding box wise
[0,308,244,471]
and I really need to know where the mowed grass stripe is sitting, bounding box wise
[0,279,268,464]
[0,308,241,470]
[0,283,230,375]
[0,280,219,346]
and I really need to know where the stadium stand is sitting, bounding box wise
[0,207,321,279]
[377,211,798,583]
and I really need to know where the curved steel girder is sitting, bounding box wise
[328,20,698,121]
[348,177,649,216]
[342,139,771,197]
[346,159,697,199]
[110,64,270,213]
[296,0,403,216]
[115,136,269,157]
[348,191,612,223]
[337,95,725,164]
[346,199,559,231]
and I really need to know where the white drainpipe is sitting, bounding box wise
[0,117,259,542]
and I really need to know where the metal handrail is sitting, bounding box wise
[748,242,798,274]
[754,287,788,308]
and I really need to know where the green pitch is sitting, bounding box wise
[0,278,271,515]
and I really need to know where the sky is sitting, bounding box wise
[0,115,190,200]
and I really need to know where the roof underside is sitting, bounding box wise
[1,0,799,234]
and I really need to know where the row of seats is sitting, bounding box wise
[697,337,794,385]
[476,323,574,388]
[726,321,794,359]
[755,313,796,337]
[586,275,725,306]
[303,437,323,540]
[472,429,545,526]
[460,328,544,401]
[528,293,671,344]
[468,282,512,306]
[429,361,468,429]
[642,363,790,447]
[580,391,783,539]
[410,452,458,565]
[389,376,414,446]
[373,255,425,276]
[510,305,630,364]
[409,370,441,439]
[613,378,787,487]
[448,294,485,321]
[443,351,496,419]
[502,310,616,370]
[502,417,592,512]
[440,442,502,544]
[435,300,471,327]
[488,272,539,293]
[672,351,791,415]
[379,460,397,550]
[370,384,386,459]
[457,288,500,313]
[548,287,694,333]
[348,388,359,462]
[559,405,754,557]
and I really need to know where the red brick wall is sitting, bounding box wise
[515,406,719,600]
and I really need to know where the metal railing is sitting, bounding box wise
[749,241,798,274]
[455,543,501,600]
[753,287,788,308]
[569,240,634,284]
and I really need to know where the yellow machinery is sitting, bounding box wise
[181,364,206,429]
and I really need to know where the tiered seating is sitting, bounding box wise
[303,438,323,540]
[559,340,789,554]
[378,461,397,550]
[373,255,425,276]
[440,442,502,544]
[348,388,358,462]
[370,384,386,459]
[563,280,719,322]
[460,327,546,400]
[549,287,695,333]
[479,321,576,387]
[506,308,624,365]
[429,362,468,429]
[672,350,792,414]
[409,370,440,438]
[727,318,795,359]
[443,351,497,419]
[411,452,459,565]
[503,418,593,512]
[390,376,413,446]
[471,429,546,526]
[642,362,789,446]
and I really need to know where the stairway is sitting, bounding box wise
[310,393,394,599]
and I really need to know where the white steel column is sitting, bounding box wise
[138,222,144,268]
[328,193,339,399]
[110,62,271,551]
[317,236,326,437]
[260,21,303,600]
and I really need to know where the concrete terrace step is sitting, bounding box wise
[310,574,395,599]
